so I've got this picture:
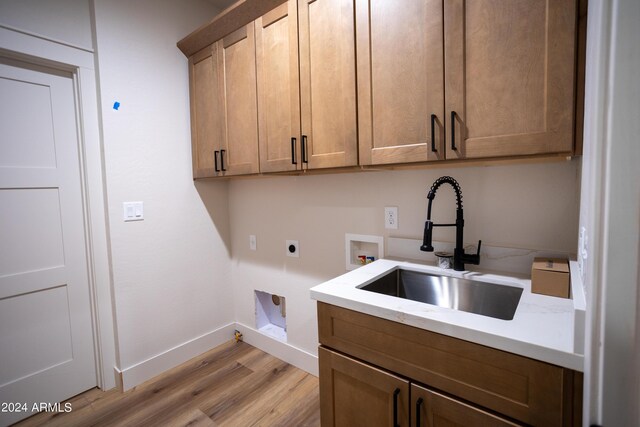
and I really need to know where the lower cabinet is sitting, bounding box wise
[317,302,583,426]
[319,347,518,427]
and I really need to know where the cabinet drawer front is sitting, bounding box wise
[318,302,569,426]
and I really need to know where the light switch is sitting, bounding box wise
[123,201,144,222]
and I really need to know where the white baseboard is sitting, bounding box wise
[113,366,123,392]
[117,322,318,391]
[118,323,236,391]
[235,322,319,377]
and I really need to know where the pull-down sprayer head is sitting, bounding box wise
[420,176,481,271]
[420,176,463,253]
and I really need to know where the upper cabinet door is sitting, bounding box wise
[298,0,358,170]
[356,0,445,166]
[444,0,577,160]
[218,24,260,176]
[189,44,224,179]
[256,0,302,173]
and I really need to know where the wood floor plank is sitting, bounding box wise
[60,343,256,427]
[94,360,253,426]
[13,341,320,427]
[203,357,293,422]
[157,408,217,427]
[249,373,320,427]
[207,364,310,426]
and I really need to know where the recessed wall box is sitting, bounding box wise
[345,233,384,271]
[255,290,287,342]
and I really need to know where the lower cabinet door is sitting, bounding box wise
[411,384,521,427]
[319,347,410,427]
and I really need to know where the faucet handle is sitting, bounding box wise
[461,240,482,265]
[470,240,482,265]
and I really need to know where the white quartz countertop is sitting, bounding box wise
[310,259,584,372]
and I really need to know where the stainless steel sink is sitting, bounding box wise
[357,269,523,320]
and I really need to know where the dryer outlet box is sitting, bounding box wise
[286,240,299,258]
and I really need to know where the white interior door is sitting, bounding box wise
[0,57,96,426]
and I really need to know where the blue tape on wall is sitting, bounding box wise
[113,101,120,110]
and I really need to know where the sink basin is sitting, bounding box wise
[357,269,523,320]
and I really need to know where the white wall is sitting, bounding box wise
[229,161,581,362]
[0,0,93,50]
[92,0,234,387]
[1,0,240,391]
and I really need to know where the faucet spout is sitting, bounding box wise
[420,176,481,271]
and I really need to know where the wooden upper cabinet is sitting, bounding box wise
[356,0,445,166]
[184,0,580,177]
[256,1,301,173]
[444,0,577,159]
[298,0,358,169]
[188,24,259,179]
[218,24,260,176]
[189,44,224,179]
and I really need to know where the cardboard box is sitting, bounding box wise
[531,258,571,298]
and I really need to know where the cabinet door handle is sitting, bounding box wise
[415,397,423,427]
[291,137,297,165]
[220,149,226,171]
[450,111,457,151]
[393,388,400,427]
[214,150,220,172]
[430,114,437,152]
[302,135,308,164]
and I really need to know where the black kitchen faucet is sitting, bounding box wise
[420,176,481,271]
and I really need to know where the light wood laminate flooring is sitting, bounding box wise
[15,341,320,426]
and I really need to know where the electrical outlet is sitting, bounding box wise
[286,240,299,258]
[385,206,398,229]
[249,235,257,251]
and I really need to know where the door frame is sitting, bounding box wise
[580,0,640,425]
[0,24,117,391]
